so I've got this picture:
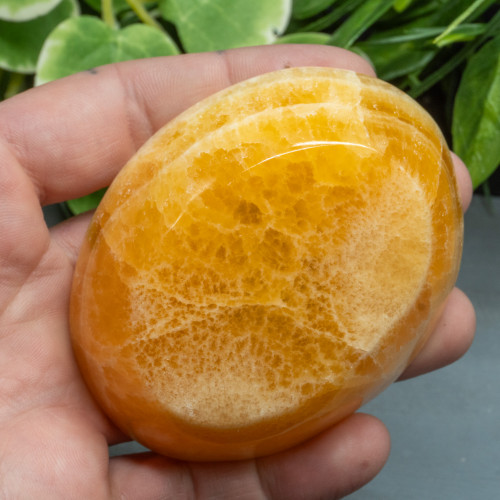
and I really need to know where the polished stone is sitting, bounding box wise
[349,195,500,499]
[68,68,462,461]
[44,196,499,497]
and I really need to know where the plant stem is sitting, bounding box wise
[4,72,25,99]
[101,0,116,28]
[433,0,489,46]
[298,0,363,33]
[328,0,394,49]
[124,0,166,32]
[409,9,500,99]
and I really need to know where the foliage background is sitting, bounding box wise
[1,0,499,213]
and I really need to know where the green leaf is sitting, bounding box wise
[35,16,180,85]
[275,32,330,45]
[409,9,500,98]
[159,0,291,52]
[66,188,107,215]
[432,0,491,46]
[434,23,486,47]
[356,40,436,81]
[82,0,130,14]
[292,0,338,20]
[452,35,500,188]
[157,0,174,22]
[382,1,443,27]
[327,0,395,48]
[367,26,443,44]
[392,0,414,13]
[3,72,29,99]
[367,23,486,46]
[432,0,496,26]
[0,0,77,73]
[0,0,62,22]
[356,21,485,82]
[294,0,363,33]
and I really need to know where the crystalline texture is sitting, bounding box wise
[70,67,463,461]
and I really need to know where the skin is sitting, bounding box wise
[0,45,475,499]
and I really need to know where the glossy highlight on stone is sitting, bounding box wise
[70,67,463,461]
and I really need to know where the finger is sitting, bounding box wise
[257,413,390,499]
[0,141,49,301]
[49,211,94,266]
[451,152,473,212]
[398,288,476,381]
[108,413,390,500]
[0,45,375,207]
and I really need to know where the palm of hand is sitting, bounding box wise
[0,231,379,498]
[0,45,475,500]
[0,207,116,496]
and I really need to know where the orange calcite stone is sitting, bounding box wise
[70,67,463,461]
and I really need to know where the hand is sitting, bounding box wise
[0,44,475,499]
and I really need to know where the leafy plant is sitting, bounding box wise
[1,0,499,213]
[452,35,500,187]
